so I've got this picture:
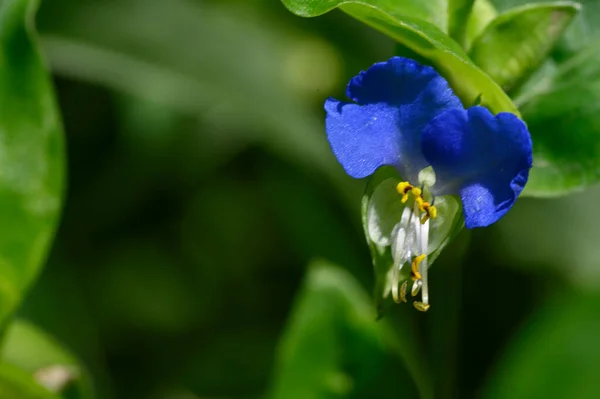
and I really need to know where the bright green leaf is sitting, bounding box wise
[280,0,448,31]
[268,261,432,399]
[469,2,579,92]
[516,41,600,196]
[1,320,93,398]
[0,0,65,322]
[448,0,476,46]
[0,362,60,399]
[280,0,520,115]
[465,0,498,50]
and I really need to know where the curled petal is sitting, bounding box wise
[325,57,463,180]
[421,106,532,228]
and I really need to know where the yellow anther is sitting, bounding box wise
[414,196,424,209]
[411,186,422,197]
[429,205,437,219]
[413,302,431,312]
[396,182,413,203]
[419,203,437,224]
[397,182,412,203]
[411,254,426,281]
[396,182,412,194]
[400,280,408,303]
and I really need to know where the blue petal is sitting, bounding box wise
[325,57,463,180]
[421,106,532,228]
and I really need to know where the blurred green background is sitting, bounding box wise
[9,0,600,398]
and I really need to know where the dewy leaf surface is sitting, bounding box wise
[469,2,579,92]
[280,0,520,115]
[0,0,65,322]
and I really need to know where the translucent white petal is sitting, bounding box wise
[367,178,407,246]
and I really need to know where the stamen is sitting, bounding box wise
[411,279,422,297]
[414,196,424,209]
[392,262,401,304]
[417,216,430,306]
[396,182,413,203]
[390,177,437,312]
[419,202,437,224]
[400,280,408,303]
[429,205,437,219]
[411,254,425,280]
[391,206,414,304]
[413,302,431,312]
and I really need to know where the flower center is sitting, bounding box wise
[391,181,438,312]
[396,181,437,224]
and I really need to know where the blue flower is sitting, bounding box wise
[325,57,532,311]
[325,56,532,229]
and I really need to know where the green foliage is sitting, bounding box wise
[517,41,600,195]
[484,290,600,398]
[465,0,498,49]
[268,261,429,399]
[560,0,600,52]
[0,0,599,397]
[280,0,448,29]
[469,2,579,92]
[0,0,64,322]
[482,0,600,196]
[0,363,60,399]
[1,320,93,399]
[448,0,476,45]
[280,0,520,115]
[40,0,338,174]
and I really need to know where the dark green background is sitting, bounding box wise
[8,0,600,398]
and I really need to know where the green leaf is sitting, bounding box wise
[268,261,432,399]
[469,2,579,92]
[280,0,520,115]
[516,41,600,196]
[1,320,93,398]
[0,0,65,322]
[280,0,449,31]
[561,0,600,50]
[483,290,600,398]
[448,0,476,46]
[491,0,600,54]
[465,0,498,50]
[0,362,60,399]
